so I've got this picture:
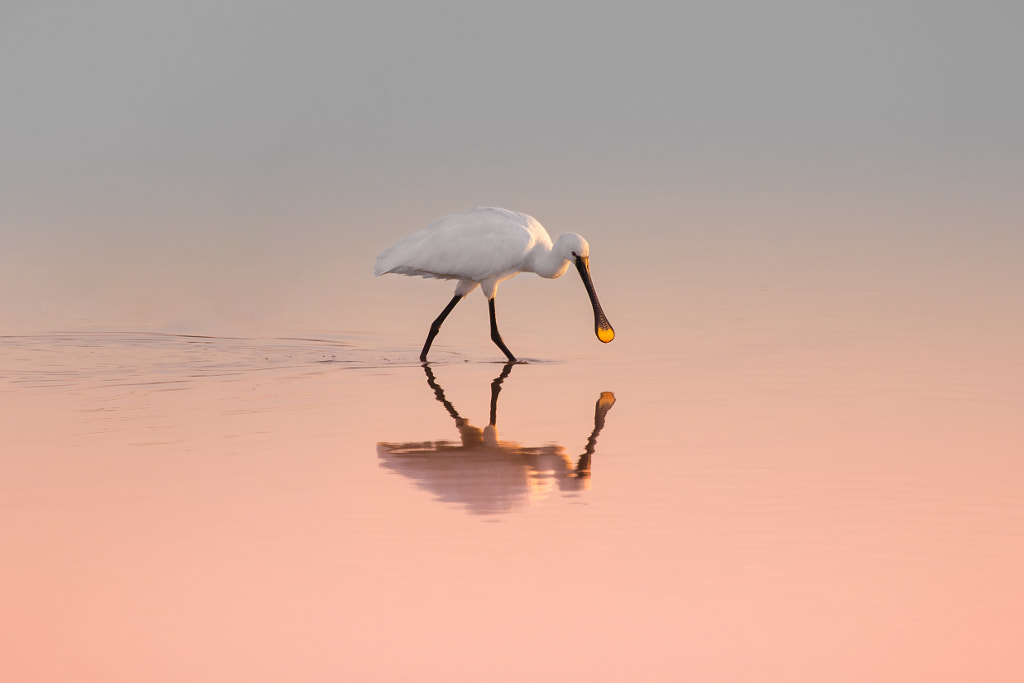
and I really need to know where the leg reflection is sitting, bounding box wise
[488,362,515,426]
[423,364,463,423]
[423,362,516,428]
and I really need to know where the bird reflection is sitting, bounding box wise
[378,363,616,515]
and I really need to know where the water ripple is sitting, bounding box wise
[0,331,419,394]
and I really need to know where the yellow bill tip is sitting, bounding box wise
[597,326,615,343]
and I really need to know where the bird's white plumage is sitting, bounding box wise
[375,207,580,298]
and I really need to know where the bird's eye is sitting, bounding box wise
[571,251,578,257]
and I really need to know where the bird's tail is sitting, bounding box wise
[374,247,397,276]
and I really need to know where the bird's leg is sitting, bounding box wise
[488,298,516,362]
[420,294,463,362]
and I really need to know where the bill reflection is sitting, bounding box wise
[378,364,616,515]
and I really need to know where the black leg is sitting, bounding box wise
[488,297,516,362]
[420,294,463,362]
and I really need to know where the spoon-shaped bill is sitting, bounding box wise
[574,256,615,343]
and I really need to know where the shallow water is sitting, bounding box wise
[3,316,1022,681]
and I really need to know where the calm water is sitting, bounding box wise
[3,174,1024,683]
[3,301,1022,682]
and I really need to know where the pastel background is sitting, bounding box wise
[2,2,1023,681]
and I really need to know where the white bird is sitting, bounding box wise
[374,207,615,362]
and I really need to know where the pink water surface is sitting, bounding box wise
[3,175,1024,682]
[2,301,1022,682]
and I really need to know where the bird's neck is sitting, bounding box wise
[530,247,571,279]
[529,236,573,279]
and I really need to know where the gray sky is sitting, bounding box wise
[2,1,1022,331]
[3,1,1021,202]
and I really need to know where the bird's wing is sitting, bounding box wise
[375,209,536,282]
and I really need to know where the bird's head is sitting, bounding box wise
[559,233,590,261]
[558,234,614,344]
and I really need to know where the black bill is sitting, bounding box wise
[575,256,614,343]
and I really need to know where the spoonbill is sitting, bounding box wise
[374,207,615,361]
